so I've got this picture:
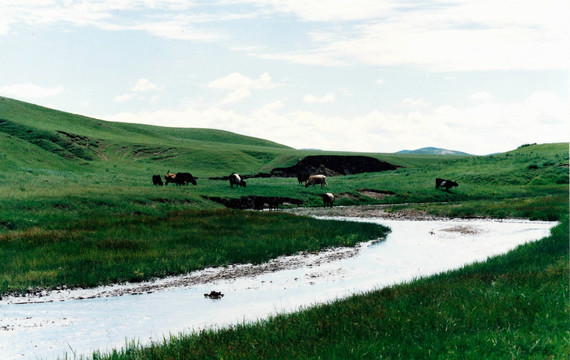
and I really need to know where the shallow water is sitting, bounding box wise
[0,217,555,359]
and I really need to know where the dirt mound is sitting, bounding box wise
[270,155,399,178]
[358,189,396,200]
[204,195,304,210]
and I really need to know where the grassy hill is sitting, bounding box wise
[0,96,295,178]
[0,97,568,359]
[0,96,568,224]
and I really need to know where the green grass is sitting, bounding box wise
[0,97,568,359]
[0,209,388,295]
[94,219,569,360]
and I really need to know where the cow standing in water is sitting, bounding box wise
[322,193,334,208]
[435,178,458,192]
[229,173,246,188]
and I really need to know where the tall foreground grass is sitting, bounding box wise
[0,209,388,295]
[96,220,569,360]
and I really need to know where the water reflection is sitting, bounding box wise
[0,217,555,359]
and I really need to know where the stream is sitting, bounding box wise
[0,215,556,359]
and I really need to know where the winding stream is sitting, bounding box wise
[0,216,556,359]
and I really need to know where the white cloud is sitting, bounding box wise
[250,0,569,71]
[468,91,494,102]
[0,83,64,98]
[303,93,335,104]
[102,91,568,155]
[5,1,566,71]
[0,1,226,41]
[222,89,252,104]
[208,72,272,90]
[114,78,163,103]
[401,98,430,108]
[131,79,162,93]
[208,72,274,104]
[113,93,134,103]
[376,79,384,85]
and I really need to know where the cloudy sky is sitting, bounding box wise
[0,1,568,155]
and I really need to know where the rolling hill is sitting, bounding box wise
[0,96,297,177]
[0,96,437,179]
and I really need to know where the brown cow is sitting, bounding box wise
[164,171,176,186]
[305,174,327,188]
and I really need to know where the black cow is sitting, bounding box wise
[322,193,334,208]
[174,172,197,186]
[297,172,310,185]
[435,178,458,192]
[229,173,246,188]
[152,174,163,186]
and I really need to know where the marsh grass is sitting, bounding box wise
[0,209,388,295]
[94,220,569,360]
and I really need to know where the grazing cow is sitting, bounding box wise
[152,174,163,186]
[164,171,177,186]
[297,172,310,185]
[175,172,197,186]
[305,174,327,188]
[435,178,458,192]
[322,193,334,208]
[229,173,246,188]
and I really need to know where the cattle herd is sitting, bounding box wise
[152,171,459,209]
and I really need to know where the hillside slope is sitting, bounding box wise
[0,97,293,177]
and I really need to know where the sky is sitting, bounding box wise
[0,1,568,155]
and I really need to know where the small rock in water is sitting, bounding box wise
[204,290,224,299]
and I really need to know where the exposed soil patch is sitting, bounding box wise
[271,155,400,178]
[441,225,481,235]
[208,156,400,182]
[335,192,359,200]
[357,189,396,200]
[287,205,443,221]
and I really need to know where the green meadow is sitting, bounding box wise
[0,96,568,358]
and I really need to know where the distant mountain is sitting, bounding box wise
[396,147,471,156]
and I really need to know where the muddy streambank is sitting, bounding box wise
[0,206,433,304]
[287,204,440,220]
[0,205,508,304]
[0,242,364,305]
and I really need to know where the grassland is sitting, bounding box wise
[97,220,568,360]
[0,97,568,358]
